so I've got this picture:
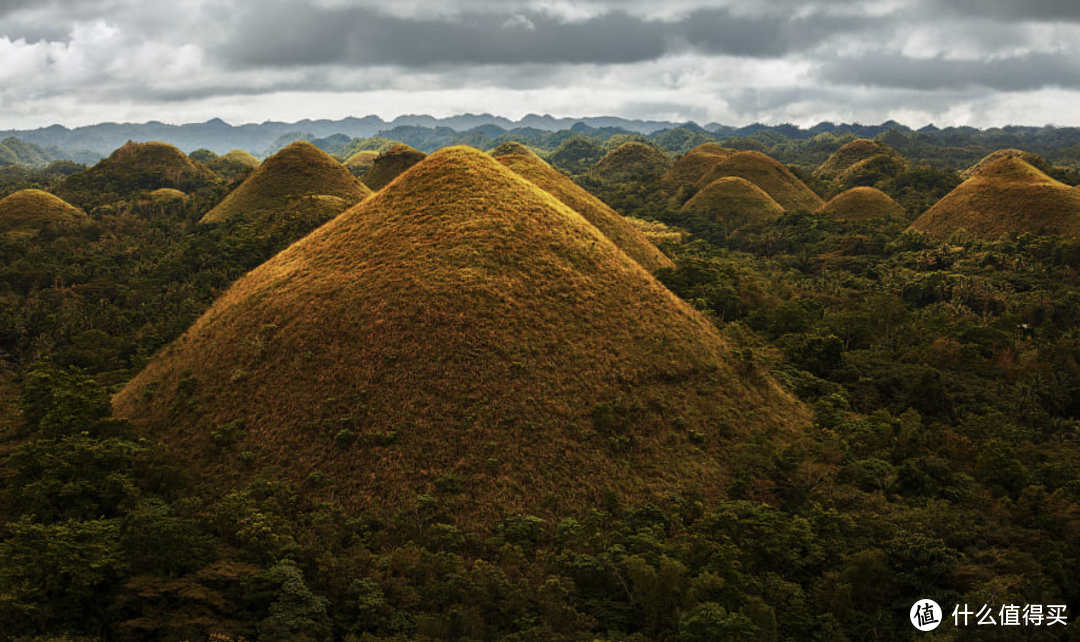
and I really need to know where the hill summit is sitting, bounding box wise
[697,151,823,211]
[909,156,1080,240]
[814,139,906,183]
[0,189,88,238]
[201,141,371,225]
[360,143,427,191]
[662,143,737,188]
[493,144,674,272]
[588,141,673,181]
[114,146,803,524]
[682,177,784,230]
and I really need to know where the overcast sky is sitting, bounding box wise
[2,0,1079,130]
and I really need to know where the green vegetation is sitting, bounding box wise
[359,143,427,190]
[681,177,784,236]
[588,141,673,182]
[1,129,1080,642]
[695,151,824,212]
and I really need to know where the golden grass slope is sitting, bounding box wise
[662,143,737,188]
[360,143,427,191]
[114,146,804,524]
[910,156,1080,240]
[817,187,906,222]
[0,189,88,238]
[344,150,379,175]
[494,146,674,272]
[682,177,785,229]
[814,139,906,181]
[588,141,673,181]
[697,151,824,212]
[961,149,1053,180]
[201,141,371,224]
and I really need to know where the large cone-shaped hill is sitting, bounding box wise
[360,143,427,191]
[201,141,371,225]
[0,189,89,238]
[55,141,219,209]
[493,145,674,272]
[961,149,1053,180]
[696,151,823,211]
[114,146,803,523]
[817,187,906,222]
[682,177,784,229]
[814,139,906,182]
[910,156,1080,240]
[588,142,673,181]
[662,143,737,188]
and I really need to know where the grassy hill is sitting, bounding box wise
[493,145,674,272]
[344,150,379,176]
[814,139,906,183]
[697,151,824,211]
[201,141,370,225]
[960,148,1054,180]
[662,142,737,188]
[0,189,88,238]
[588,141,673,181]
[114,146,804,525]
[360,143,427,191]
[54,141,219,210]
[816,186,906,222]
[682,176,785,230]
[909,156,1080,240]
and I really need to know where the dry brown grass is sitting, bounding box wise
[961,148,1053,180]
[909,156,1080,240]
[114,146,807,527]
[221,149,260,168]
[816,186,905,222]
[495,147,674,272]
[696,151,823,211]
[360,143,427,191]
[0,189,89,238]
[200,141,371,225]
[344,150,379,173]
[662,142,737,188]
[814,139,906,181]
[682,176,784,229]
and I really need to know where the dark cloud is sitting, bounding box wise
[215,2,870,68]
[926,0,1080,22]
[818,52,1080,92]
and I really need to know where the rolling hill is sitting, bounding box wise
[114,146,804,525]
[0,189,89,238]
[493,144,674,272]
[200,141,371,225]
[681,176,785,230]
[662,142,737,188]
[360,143,427,191]
[696,151,824,211]
[909,156,1080,240]
[814,139,907,183]
[588,141,673,181]
[816,186,906,222]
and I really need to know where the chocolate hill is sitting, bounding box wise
[588,142,673,181]
[814,139,906,183]
[662,143,737,188]
[817,187,906,222]
[360,143,427,191]
[909,156,1080,240]
[0,189,89,238]
[961,149,1054,180]
[493,144,674,272]
[344,150,379,176]
[682,177,785,229]
[200,141,371,225]
[55,141,219,209]
[114,146,804,524]
[696,151,823,212]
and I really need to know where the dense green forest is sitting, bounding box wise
[1,127,1078,642]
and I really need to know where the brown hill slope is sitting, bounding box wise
[662,143,737,188]
[817,187,906,222]
[201,141,371,224]
[0,189,88,238]
[494,146,674,272]
[55,141,219,209]
[114,146,804,524]
[682,177,784,229]
[909,156,1080,240]
[814,139,906,182]
[961,149,1053,180]
[588,142,673,181]
[360,143,427,191]
[344,150,379,176]
[697,151,823,211]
